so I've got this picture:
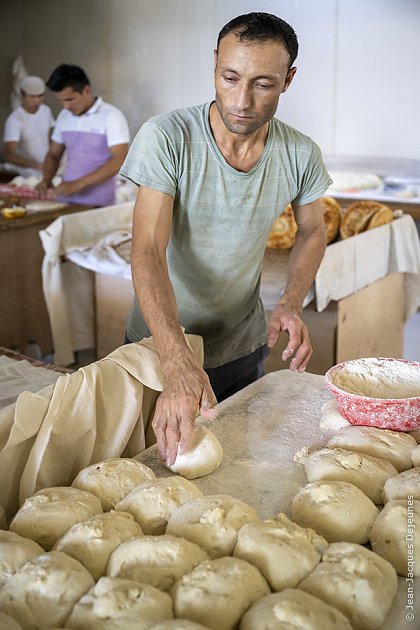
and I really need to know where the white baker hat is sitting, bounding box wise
[20,75,46,96]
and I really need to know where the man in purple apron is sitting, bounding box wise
[37,64,130,206]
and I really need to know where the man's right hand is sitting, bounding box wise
[35,179,51,196]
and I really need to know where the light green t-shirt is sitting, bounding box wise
[120,102,332,368]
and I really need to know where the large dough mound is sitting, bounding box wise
[327,425,417,472]
[370,499,420,577]
[72,458,156,510]
[291,480,379,543]
[0,550,94,630]
[54,510,143,580]
[233,512,327,591]
[0,530,44,588]
[299,542,398,630]
[0,611,23,630]
[65,576,173,629]
[107,534,209,591]
[166,494,258,558]
[382,468,420,503]
[171,556,270,630]
[116,476,203,534]
[167,425,223,479]
[240,589,353,630]
[303,447,398,503]
[9,486,103,550]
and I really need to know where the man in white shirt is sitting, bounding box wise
[3,76,54,177]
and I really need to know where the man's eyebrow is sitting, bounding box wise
[218,66,278,81]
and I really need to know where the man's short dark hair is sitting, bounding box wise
[217,12,298,68]
[46,64,90,93]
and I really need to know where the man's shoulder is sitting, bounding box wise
[97,99,126,119]
[271,117,315,149]
[145,103,206,132]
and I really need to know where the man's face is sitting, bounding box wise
[55,85,93,116]
[214,32,296,136]
[21,92,44,114]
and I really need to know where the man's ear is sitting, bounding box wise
[213,49,218,72]
[283,66,297,93]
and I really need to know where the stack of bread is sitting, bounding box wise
[339,201,394,239]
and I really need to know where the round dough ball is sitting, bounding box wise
[53,510,143,580]
[382,468,420,503]
[240,589,353,630]
[65,576,173,629]
[150,622,209,630]
[171,557,270,630]
[327,425,417,472]
[0,530,44,589]
[167,425,223,479]
[9,486,103,550]
[409,428,420,443]
[303,447,398,503]
[116,476,203,534]
[370,499,420,577]
[107,534,209,591]
[299,542,398,630]
[291,480,379,544]
[412,444,420,466]
[0,550,94,629]
[0,611,23,630]
[72,458,156,510]
[233,512,327,591]
[166,494,258,558]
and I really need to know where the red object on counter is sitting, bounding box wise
[0,184,55,200]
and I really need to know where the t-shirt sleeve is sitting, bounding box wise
[293,141,332,206]
[106,108,130,147]
[119,120,178,197]
[3,113,21,143]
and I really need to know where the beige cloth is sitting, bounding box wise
[0,334,203,521]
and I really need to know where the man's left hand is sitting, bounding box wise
[51,180,82,198]
[267,303,312,372]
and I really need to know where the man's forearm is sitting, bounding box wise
[42,152,60,185]
[4,150,40,170]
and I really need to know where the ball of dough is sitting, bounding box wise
[0,550,94,629]
[412,445,420,466]
[166,494,258,558]
[9,486,103,550]
[0,611,23,630]
[171,557,270,630]
[72,458,156,511]
[167,425,223,479]
[299,542,398,630]
[53,510,143,580]
[233,512,327,591]
[327,425,417,472]
[0,530,44,589]
[382,468,420,503]
[409,428,420,443]
[65,576,173,629]
[116,476,203,534]
[370,499,420,577]
[150,622,209,630]
[291,480,379,544]
[303,447,398,503]
[107,534,209,591]
[239,589,353,630]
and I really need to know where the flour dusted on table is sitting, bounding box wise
[332,358,420,399]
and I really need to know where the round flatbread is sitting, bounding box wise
[321,196,341,244]
[340,201,390,239]
[367,205,394,230]
[267,204,297,250]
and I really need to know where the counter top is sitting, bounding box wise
[0,197,92,231]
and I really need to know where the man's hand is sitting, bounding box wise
[35,179,51,196]
[267,302,312,372]
[152,353,218,467]
[51,180,82,198]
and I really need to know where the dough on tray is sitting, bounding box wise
[64,576,173,630]
[150,622,209,630]
[53,510,143,580]
[412,445,420,466]
[382,468,420,503]
[0,611,23,630]
[167,425,223,479]
[291,480,379,544]
[166,494,258,558]
[233,512,327,591]
[303,447,398,503]
[116,476,203,534]
[0,551,94,630]
[9,486,103,550]
[171,556,270,630]
[369,499,420,577]
[327,425,417,472]
[72,458,156,510]
[107,534,209,591]
[239,589,353,630]
[0,530,44,588]
[298,542,398,630]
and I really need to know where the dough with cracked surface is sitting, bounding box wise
[291,480,379,543]
[166,494,258,558]
[382,468,420,502]
[233,512,327,590]
[0,611,23,630]
[298,542,398,630]
[167,425,223,479]
[116,476,203,534]
[9,486,102,550]
[72,458,156,510]
[65,576,173,629]
[0,530,44,588]
[303,447,398,503]
[54,510,143,580]
[240,589,353,630]
[171,557,270,630]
